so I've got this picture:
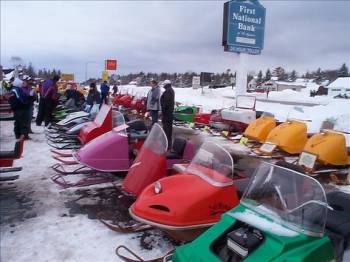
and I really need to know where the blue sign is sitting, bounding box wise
[223,0,266,55]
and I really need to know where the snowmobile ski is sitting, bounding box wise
[51,163,94,175]
[51,173,115,188]
[99,218,152,233]
[115,245,173,262]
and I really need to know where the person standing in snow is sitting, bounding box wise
[160,79,175,149]
[146,79,161,126]
[36,75,60,126]
[100,81,110,104]
[22,76,37,134]
[8,78,30,139]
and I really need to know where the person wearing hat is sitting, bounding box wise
[160,79,175,149]
[100,80,110,104]
[8,78,30,139]
[146,79,161,126]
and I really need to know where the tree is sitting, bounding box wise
[273,66,286,81]
[257,70,263,85]
[265,69,271,81]
[289,70,297,81]
[24,62,36,77]
[338,63,349,77]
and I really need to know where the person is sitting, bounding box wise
[36,75,60,126]
[100,81,110,104]
[22,76,37,134]
[8,78,30,139]
[112,84,119,96]
[160,79,175,149]
[86,82,101,106]
[146,79,161,126]
[64,83,85,109]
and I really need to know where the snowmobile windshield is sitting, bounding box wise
[186,142,234,187]
[112,111,127,135]
[236,95,256,110]
[94,104,110,126]
[142,123,168,155]
[241,162,327,237]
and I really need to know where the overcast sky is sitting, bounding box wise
[1,1,350,81]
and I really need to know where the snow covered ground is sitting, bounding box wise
[1,85,350,261]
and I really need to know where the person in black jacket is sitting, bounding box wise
[160,80,175,149]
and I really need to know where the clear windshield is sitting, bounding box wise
[241,162,327,237]
[236,95,256,110]
[94,104,110,126]
[142,123,168,155]
[112,110,127,135]
[186,142,234,187]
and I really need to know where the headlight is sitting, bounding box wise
[154,181,162,194]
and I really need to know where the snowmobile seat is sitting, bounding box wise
[167,138,187,159]
[127,119,147,132]
[326,191,350,249]
[0,137,23,159]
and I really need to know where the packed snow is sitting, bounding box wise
[1,84,350,261]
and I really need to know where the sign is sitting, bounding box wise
[223,0,266,55]
[60,73,75,81]
[298,152,317,170]
[105,59,117,70]
[102,70,109,81]
[200,72,214,85]
[192,76,201,89]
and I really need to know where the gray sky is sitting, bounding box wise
[1,1,350,81]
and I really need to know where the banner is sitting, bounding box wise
[192,76,201,89]
[60,73,75,81]
[102,70,109,81]
[105,59,117,70]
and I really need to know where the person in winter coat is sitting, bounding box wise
[22,76,37,134]
[8,78,30,139]
[64,84,85,109]
[147,79,161,126]
[160,79,175,149]
[100,81,110,104]
[36,75,60,126]
[86,83,101,106]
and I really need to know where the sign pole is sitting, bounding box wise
[235,52,248,96]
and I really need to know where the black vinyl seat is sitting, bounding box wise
[167,138,187,159]
[0,140,21,159]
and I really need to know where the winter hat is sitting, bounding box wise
[163,80,171,85]
[13,78,24,87]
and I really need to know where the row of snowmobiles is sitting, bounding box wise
[45,96,350,262]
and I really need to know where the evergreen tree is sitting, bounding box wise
[289,70,297,81]
[265,69,271,81]
[338,63,349,77]
[25,62,36,77]
[257,70,263,85]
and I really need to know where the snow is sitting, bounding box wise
[327,77,350,89]
[229,208,299,237]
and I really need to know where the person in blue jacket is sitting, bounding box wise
[8,78,30,139]
[100,81,110,104]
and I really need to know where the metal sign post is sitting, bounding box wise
[223,0,266,96]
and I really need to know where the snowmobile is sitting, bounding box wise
[210,96,259,132]
[298,129,350,177]
[47,104,113,149]
[169,161,350,262]
[0,102,14,121]
[128,142,250,243]
[98,124,195,232]
[173,106,197,123]
[252,119,308,158]
[0,136,24,180]
[51,122,194,188]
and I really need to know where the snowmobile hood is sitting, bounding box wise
[74,130,130,172]
[243,115,276,143]
[130,173,239,228]
[302,130,350,166]
[265,120,307,154]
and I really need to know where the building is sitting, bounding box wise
[261,77,306,92]
[326,77,350,97]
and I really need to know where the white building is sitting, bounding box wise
[326,77,350,97]
[261,78,306,92]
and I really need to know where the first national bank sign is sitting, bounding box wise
[223,0,266,55]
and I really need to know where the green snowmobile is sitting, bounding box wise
[170,161,350,262]
[173,105,197,122]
